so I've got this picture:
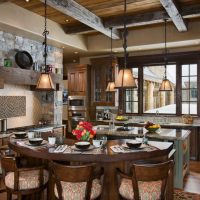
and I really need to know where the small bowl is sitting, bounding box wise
[75,141,90,150]
[145,127,159,133]
[14,132,27,139]
[126,140,142,149]
[29,138,43,146]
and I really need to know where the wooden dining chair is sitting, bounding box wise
[1,156,49,200]
[51,161,103,200]
[117,160,174,200]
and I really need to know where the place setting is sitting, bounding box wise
[14,131,49,150]
[110,139,159,153]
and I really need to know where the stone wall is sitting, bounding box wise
[0,30,63,128]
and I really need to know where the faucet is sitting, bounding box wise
[156,110,159,116]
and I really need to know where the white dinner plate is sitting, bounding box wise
[71,145,95,151]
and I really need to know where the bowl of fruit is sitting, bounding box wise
[115,116,128,121]
[144,121,160,133]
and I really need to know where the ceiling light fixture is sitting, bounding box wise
[106,27,116,92]
[114,0,137,89]
[36,0,55,91]
[159,19,172,91]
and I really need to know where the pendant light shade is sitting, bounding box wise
[36,73,54,91]
[159,78,172,91]
[114,0,137,89]
[159,19,172,92]
[36,0,54,91]
[106,81,116,92]
[115,68,137,88]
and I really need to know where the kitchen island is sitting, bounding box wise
[94,125,190,189]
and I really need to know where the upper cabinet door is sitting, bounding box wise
[68,71,77,94]
[77,69,86,93]
[67,64,89,96]
[90,57,117,106]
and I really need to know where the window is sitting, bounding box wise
[143,65,176,114]
[181,64,197,115]
[125,68,138,113]
[122,53,200,116]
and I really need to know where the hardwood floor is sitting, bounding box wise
[183,161,200,194]
[0,161,200,199]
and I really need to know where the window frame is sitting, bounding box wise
[118,51,200,116]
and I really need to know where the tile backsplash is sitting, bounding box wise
[0,96,26,118]
[0,84,42,129]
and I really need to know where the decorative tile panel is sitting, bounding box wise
[0,96,26,118]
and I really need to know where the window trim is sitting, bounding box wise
[118,51,200,116]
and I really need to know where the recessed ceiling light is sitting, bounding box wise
[25,0,30,2]
[74,52,78,54]
[62,46,65,49]
[73,60,76,62]
[65,19,70,23]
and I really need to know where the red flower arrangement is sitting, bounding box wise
[72,121,96,141]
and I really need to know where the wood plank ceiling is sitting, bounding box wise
[10,0,200,38]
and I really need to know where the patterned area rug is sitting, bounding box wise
[174,190,200,200]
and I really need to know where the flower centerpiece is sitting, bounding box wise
[72,121,96,141]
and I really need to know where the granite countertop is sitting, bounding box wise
[95,119,200,128]
[94,125,190,141]
[7,124,66,132]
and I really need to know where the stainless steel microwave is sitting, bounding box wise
[68,96,86,110]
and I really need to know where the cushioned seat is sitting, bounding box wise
[54,178,102,200]
[117,160,173,200]
[5,169,49,190]
[51,162,103,200]
[119,178,162,200]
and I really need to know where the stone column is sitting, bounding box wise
[160,91,166,107]
[147,81,154,110]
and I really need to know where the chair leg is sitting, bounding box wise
[7,191,12,200]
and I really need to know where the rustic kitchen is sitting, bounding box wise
[0,0,200,200]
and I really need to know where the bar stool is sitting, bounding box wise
[1,156,49,200]
[117,160,174,200]
[51,161,103,200]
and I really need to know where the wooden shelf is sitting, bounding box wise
[0,66,63,87]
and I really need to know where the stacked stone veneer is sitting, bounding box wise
[0,30,63,128]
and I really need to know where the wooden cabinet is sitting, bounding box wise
[68,64,89,96]
[90,57,116,106]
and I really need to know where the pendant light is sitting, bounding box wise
[114,0,137,89]
[159,19,172,91]
[106,27,116,92]
[36,0,55,91]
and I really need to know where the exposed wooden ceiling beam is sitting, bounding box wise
[63,24,95,35]
[40,0,120,39]
[159,0,187,32]
[64,4,200,34]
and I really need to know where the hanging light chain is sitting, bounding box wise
[164,18,167,79]
[123,0,127,69]
[43,0,49,73]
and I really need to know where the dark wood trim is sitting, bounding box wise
[138,66,143,115]
[118,51,200,67]
[176,62,182,116]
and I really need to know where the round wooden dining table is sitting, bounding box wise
[8,138,173,200]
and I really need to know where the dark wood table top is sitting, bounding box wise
[8,138,173,163]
